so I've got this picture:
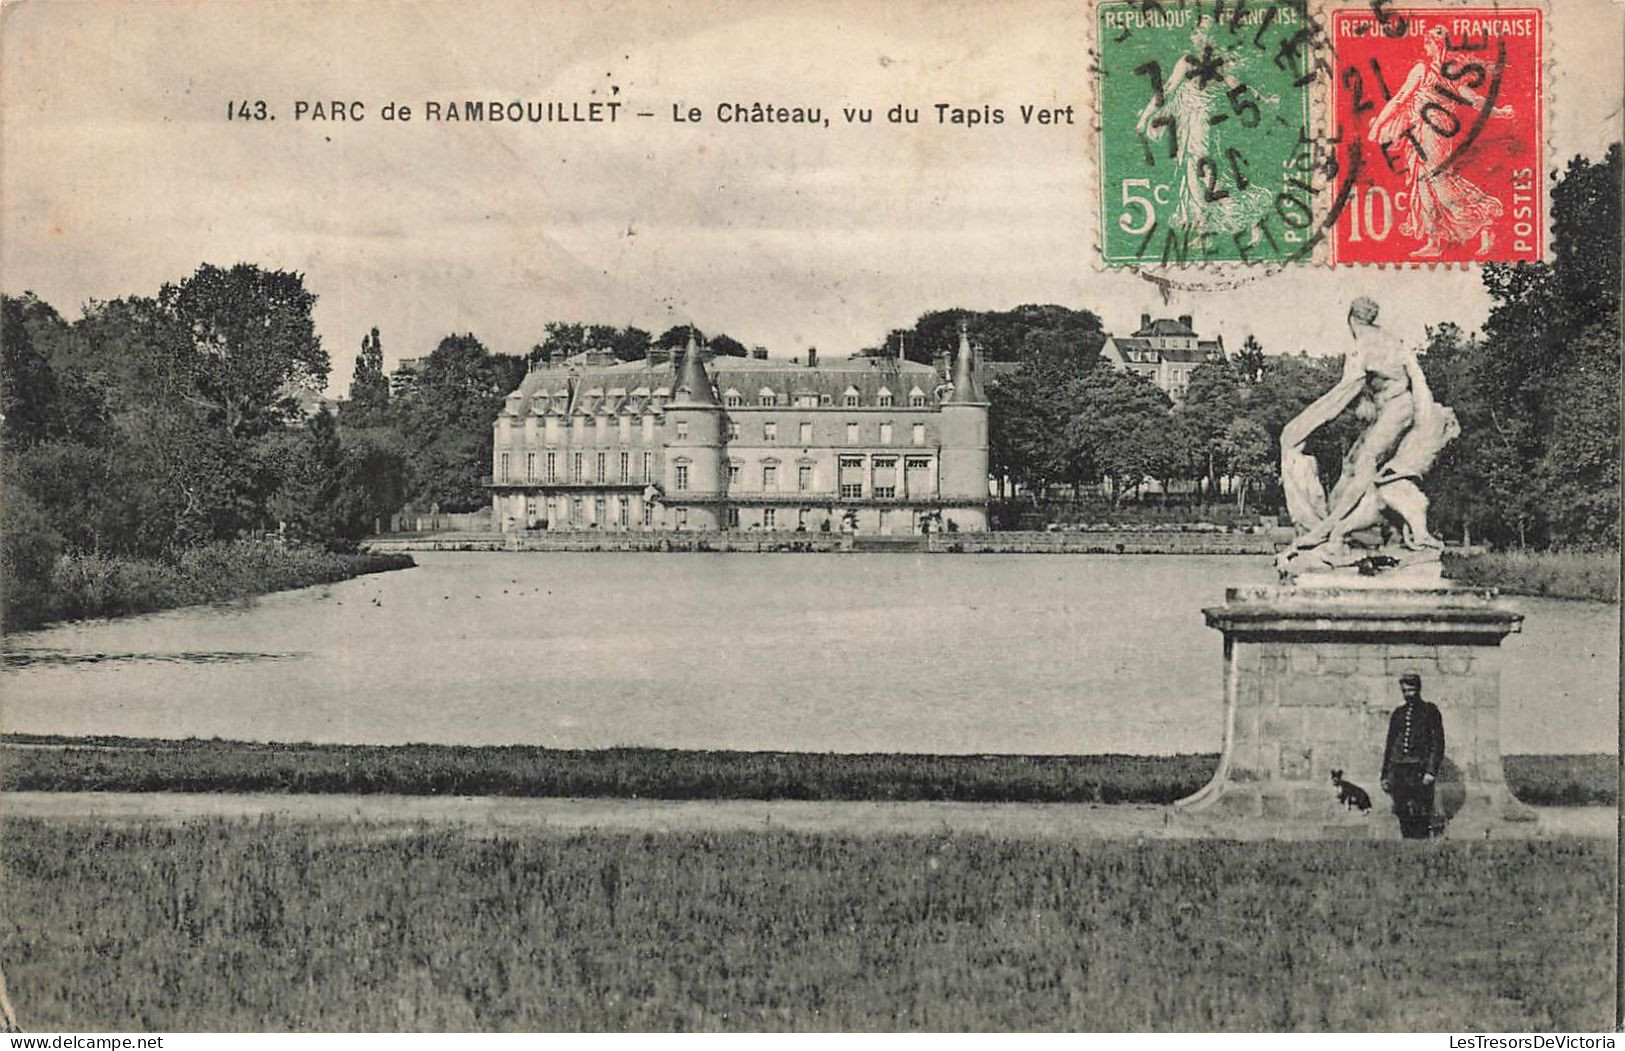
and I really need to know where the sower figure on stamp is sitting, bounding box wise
[1381,672,1446,839]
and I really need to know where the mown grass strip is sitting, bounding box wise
[1,819,1612,1031]
[1,736,1614,806]
[1443,549,1620,602]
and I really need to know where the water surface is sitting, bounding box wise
[3,553,1615,755]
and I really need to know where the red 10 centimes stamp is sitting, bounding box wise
[1329,6,1544,265]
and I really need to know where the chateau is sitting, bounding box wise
[1099,313,1225,403]
[488,328,990,534]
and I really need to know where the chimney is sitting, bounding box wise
[1178,314,1193,330]
[752,346,768,360]
[1140,312,1151,331]
[807,347,818,368]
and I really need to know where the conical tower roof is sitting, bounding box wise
[669,331,720,407]
[947,322,987,404]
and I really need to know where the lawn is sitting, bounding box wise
[0,819,1612,1031]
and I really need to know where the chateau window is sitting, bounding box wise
[724,390,742,407]
[594,496,606,522]
[798,464,812,491]
[762,464,778,490]
[571,496,583,522]
[819,394,832,406]
[525,452,535,482]
[843,388,860,408]
[795,394,818,408]
[838,455,864,500]
[763,421,778,442]
[674,463,690,491]
[912,423,925,446]
[728,462,741,486]
[618,497,630,527]
[675,419,689,440]
[642,451,652,482]
[762,508,777,530]
[758,388,776,407]
[798,421,812,445]
[879,422,893,444]
[573,452,584,482]
[619,452,630,483]
[727,506,740,528]
[909,388,927,407]
[675,507,688,529]
[846,422,859,444]
[877,388,893,408]
[499,453,510,482]
[546,451,557,482]
[728,421,740,440]
[798,508,809,529]
[874,457,897,500]
[596,452,607,481]
[642,502,653,527]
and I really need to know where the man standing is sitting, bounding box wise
[1381,672,1446,838]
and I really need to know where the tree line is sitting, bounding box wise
[3,148,1614,629]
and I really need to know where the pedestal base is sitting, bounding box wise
[1178,585,1534,834]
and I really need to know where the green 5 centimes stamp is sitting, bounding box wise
[1097,1,1320,265]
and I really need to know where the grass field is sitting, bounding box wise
[2,737,1616,806]
[0,818,1611,1031]
[1443,549,1620,602]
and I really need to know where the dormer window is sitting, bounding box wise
[877,387,893,408]
[724,388,743,407]
[758,386,776,407]
[909,387,927,408]
[843,387,860,408]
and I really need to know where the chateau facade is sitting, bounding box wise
[1099,313,1225,403]
[488,330,990,534]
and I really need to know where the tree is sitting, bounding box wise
[708,333,748,357]
[157,264,329,439]
[1218,417,1274,512]
[1178,359,1242,501]
[345,327,391,427]
[1063,365,1175,504]
[399,333,525,511]
[1235,334,1266,383]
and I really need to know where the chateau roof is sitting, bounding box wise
[1134,317,1198,338]
[501,352,947,416]
[1108,337,1225,365]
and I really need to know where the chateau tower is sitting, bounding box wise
[939,323,990,531]
[661,333,725,530]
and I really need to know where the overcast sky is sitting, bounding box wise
[3,0,1620,393]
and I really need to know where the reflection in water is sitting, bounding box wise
[2,650,303,669]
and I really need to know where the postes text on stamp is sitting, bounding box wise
[1328,6,1545,264]
[1095,0,1320,266]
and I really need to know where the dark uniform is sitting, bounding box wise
[1381,675,1445,839]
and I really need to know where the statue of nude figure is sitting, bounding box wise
[1277,298,1458,577]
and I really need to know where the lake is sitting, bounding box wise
[2,553,1616,755]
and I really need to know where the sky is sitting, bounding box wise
[3,0,1620,394]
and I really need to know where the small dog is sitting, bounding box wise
[1331,769,1372,812]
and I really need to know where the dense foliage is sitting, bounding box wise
[0,265,409,630]
[3,820,1611,1030]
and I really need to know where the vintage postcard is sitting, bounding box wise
[1,0,1619,1036]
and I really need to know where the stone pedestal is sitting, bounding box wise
[1177,586,1535,833]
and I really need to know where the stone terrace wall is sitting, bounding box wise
[366,530,1277,555]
